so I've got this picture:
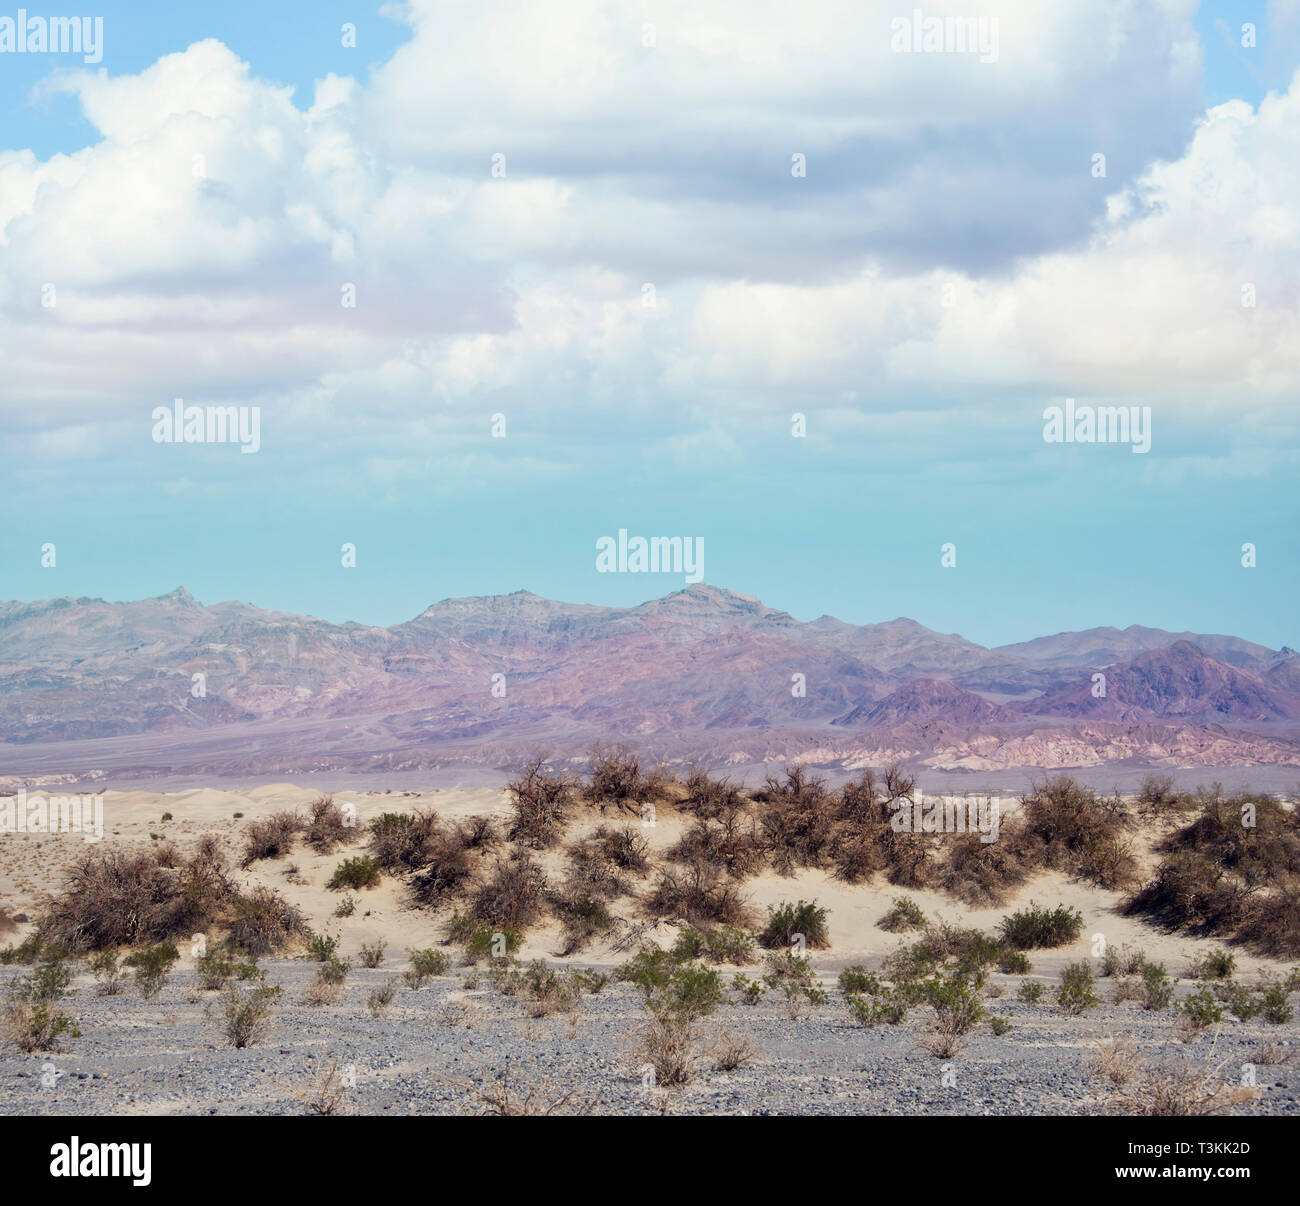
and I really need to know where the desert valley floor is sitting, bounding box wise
[1,783,1297,1116]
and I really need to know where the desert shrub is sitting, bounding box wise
[1017,980,1043,1003]
[1119,1055,1259,1116]
[1137,960,1176,1011]
[710,1030,755,1070]
[509,960,584,1017]
[327,855,382,891]
[125,941,179,999]
[998,902,1084,950]
[403,947,450,989]
[644,862,751,927]
[758,900,830,950]
[681,767,747,819]
[2,996,79,1052]
[919,973,985,1057]
[1259,982,1294,1025]
[1088,1038,1141,1086]
[447,914,523,963]
[1056,962,1100,1014]
[1179,987,1223,1032]
[470,853,550,931]
[832,765,932,888]
[669,815,765,879]
[616,945,680,995]
[37,842,232,953]
[195,947,238,990]
[1099,943,1146,977]
[219,982,281,1047]
[15,959,73,1003]
[938,825,1032,907]
[1019,776,1137,888]
[845,991,907,1026]
[240,811,302,867]
[367,810,440,870]
[648,962,725,1022]
[333,895,356,918]
[838,965,882,995]
[1216,981,1259,1021]
[997,948,1033,975]
[553,891,614,955]
[507,756,576,848]
[1126,790,1300,956]
[878,896,927,933]
[1188,949,1236,980]
[1137,774,1187,812]
[359,940,387,968]
[670,925,755,966]
[316,955,351,987]
[1236,887,1300,959]
[367,978,399,1017]
[617,947,724,1022]
[305,795,352,854]
[1124,852,1250,936]
[90,949,128,996]
[756,768,836,874]
[590,824,649,873]
[585,743,667,815]
[635,1012,698,1087]
[731,972,765,1004]
[227,887,307,956]
[307,932,340,962]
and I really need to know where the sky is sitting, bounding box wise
[1,0,1297,650]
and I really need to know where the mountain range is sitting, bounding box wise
[1,584,1298,785]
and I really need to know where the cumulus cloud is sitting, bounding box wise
[0,0,1294,498]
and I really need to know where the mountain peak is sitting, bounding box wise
[155,587,199,606]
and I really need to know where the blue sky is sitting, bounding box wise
[2,1,1297,649]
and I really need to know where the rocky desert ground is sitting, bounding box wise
[1,774,1297,1116]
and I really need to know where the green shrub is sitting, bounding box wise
[671,925,755,965]
[838,965,882,995]
[124,941,179,999]
[845,991,906,1026]
[1017,980,1043,1003]
[333,895,357,918]
[447,914,523,963]
[195,948,237,990]
[367,978,398,1017]
[997,948,1033,975]
[878,896,927,932]
[306,932,340,962]
[1,999,80,1052]
[403,947,450,989]
[1056,962,1099,1014]
[989,1016,1013,1035]
[1217,981,1259,1021]
[998,902,1084,950]
[649,961,725,1022]
[327,856,382,891]
[1178,986,1223,1031]
[759,900,830,950]
[359,940,387,968]
[731,973,765,1004]
[1138,961,1176,1011]
[1188,949,1236,980]
[219,982,281,1047]
[90,949,128,996]
[1259,982,1294,1025]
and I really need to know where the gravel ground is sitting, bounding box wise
[2,961,1298,1116]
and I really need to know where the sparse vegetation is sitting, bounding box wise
[758,900,830,950]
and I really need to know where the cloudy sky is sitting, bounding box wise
[2,0,1297,648]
